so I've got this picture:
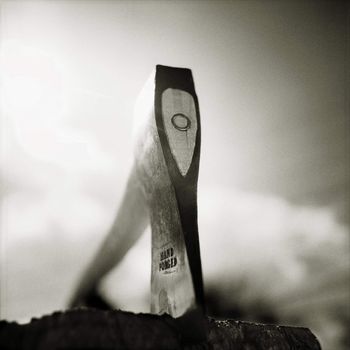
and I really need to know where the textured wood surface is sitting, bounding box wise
[0,308,321,350]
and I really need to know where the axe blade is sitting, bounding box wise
[134,65,205,322]
[69,65,207,342]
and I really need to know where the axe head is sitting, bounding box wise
[134,65,206,341]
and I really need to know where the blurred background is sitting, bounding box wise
[0,1,349,349]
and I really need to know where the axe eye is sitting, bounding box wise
[171,113,191,131]
[162,88,197,176]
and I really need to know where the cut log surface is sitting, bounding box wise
[0,308,321,350]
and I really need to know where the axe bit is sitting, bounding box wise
[69,65,206,342]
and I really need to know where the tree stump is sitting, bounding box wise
[0,308,321,349]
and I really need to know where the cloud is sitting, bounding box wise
[199,187,349,302]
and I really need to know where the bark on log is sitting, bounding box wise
[0,308,321,349]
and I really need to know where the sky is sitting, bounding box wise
[0,1,349,349]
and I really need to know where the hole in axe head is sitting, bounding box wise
[171,113,191,131]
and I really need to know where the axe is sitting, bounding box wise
[69,65,206,341]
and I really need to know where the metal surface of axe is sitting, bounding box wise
[69,65,206,341]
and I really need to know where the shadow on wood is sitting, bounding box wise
[0,308,321,349]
